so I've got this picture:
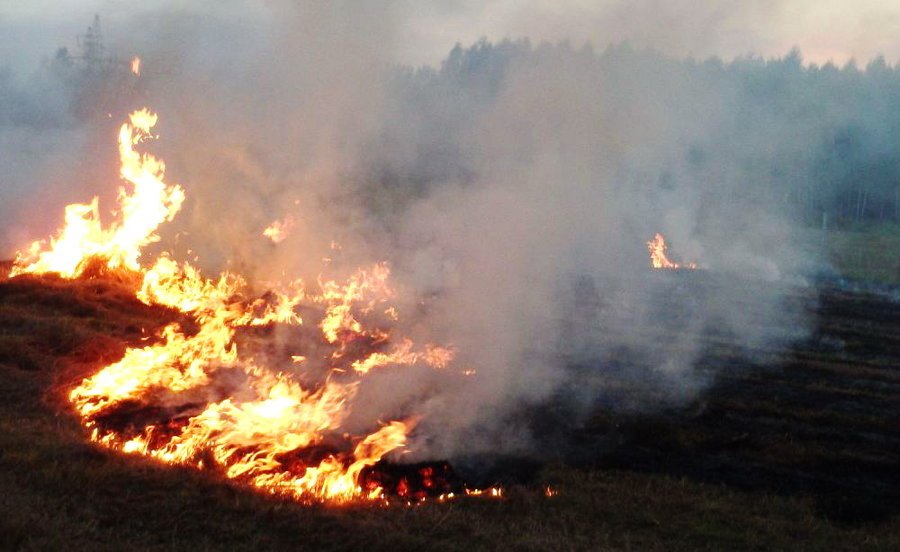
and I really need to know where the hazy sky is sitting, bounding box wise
[1,0,898,71]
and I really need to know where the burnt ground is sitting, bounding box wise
[571,279,900,525]
[458,272,900,527]
[0,269,898,550]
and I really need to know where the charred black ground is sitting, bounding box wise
[563,274,900,524]
[454,271,900,525]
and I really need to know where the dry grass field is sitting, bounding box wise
[0,268,898,550]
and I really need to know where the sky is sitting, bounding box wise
[1,0,899,71]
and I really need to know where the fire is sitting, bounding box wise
[11,108,481,503]
[318,262,393,345]
[262,216,295,244]
[11,109,184,278]
[131,56,141,76]
[647,232,697,270]
[350,338,455,374]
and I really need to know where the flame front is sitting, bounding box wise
[647,232,697,270]
[11,109,183,278]
[12,108,460,503]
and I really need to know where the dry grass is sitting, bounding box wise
[0,272,898,550]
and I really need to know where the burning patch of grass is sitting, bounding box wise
[0,273,898,549]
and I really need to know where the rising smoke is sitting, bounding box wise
[2,1,897,460]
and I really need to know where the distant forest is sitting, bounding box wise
[384,40,900,229]
[2,32,900,230]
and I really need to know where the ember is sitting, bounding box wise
[360,461,463,501]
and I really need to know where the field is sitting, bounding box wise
[0,267,898,551]
[808,225,900,285]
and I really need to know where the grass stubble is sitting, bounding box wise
[0,270,898,551]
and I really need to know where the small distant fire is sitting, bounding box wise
[10,107,495,504]
[130,56,141,77]
[262,216,295,244]
[647,233,697,270]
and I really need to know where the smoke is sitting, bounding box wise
[3,2,897,460]
[366,43,818,457]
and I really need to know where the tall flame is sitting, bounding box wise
[131,56,141,77]
[11,109,184,278]
[12,108,462,503]
[647,233,697,270]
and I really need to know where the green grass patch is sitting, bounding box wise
[801,225,900,284]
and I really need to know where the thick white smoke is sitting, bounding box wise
[6,1,888,460]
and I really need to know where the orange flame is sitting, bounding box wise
[131,56,141,76]
[262,216,295,244]
[318,263,393,345]
[11,108,477,503]
[647,233,697,270]
[351,338,455,374]
[11,109,184,278]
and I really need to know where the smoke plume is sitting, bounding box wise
[3,1,898,460]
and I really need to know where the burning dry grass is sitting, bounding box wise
[7,109,475,503]
[2,106,899,547]
[0,271,898,549]
[0,273,181,376]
